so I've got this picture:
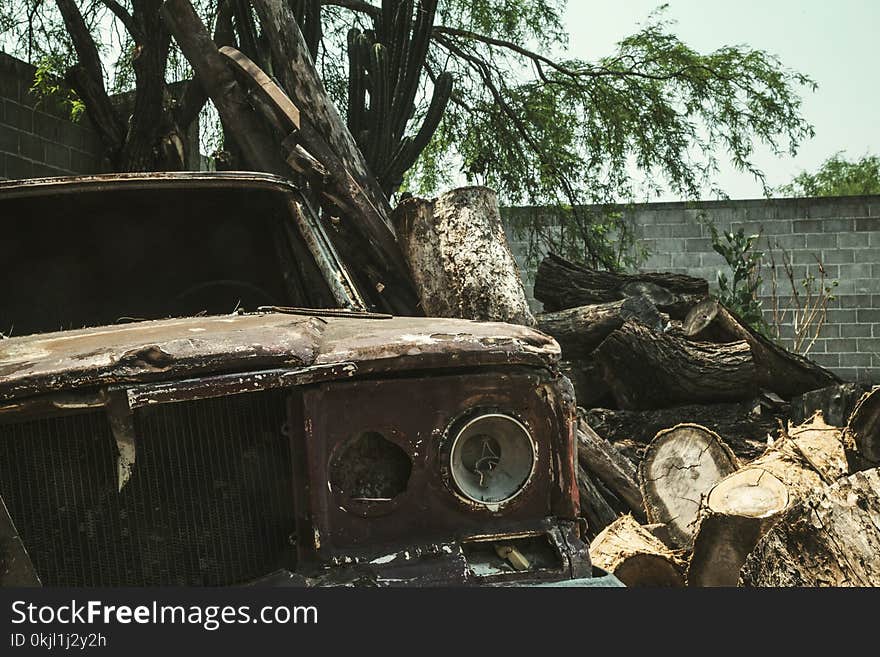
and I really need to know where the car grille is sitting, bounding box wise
[0,391,295,586]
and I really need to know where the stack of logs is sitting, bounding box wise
[534,253,880,586]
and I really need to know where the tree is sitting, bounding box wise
[1,1,816,268]
[777,152,880,197]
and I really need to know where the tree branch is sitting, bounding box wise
[99,0,140,39]
[53,0,126,158]
[320,0,380,19]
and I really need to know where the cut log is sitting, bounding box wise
[390,188,535,326]
[577,464,619,539]
[845,387,880,464]
[589,515,685,587]
[577,417,645,521]
[534,253,708,318]
[791,382,871,427]
[683,297,840,398]
[688,413,847,585]
[687,469,789,587]
[560,361,613,409]
[594,320,758,409]
[583,400,786,462]
[537,296,663,359]
[740,468,880,586]
[640,424,739,549]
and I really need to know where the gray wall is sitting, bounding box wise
[503,195,880,383]
[0,52,105,180]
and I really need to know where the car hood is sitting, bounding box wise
[0,312,559,401]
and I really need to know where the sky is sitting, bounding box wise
[563,0,880,200]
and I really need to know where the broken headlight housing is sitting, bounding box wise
[449,413,536,506]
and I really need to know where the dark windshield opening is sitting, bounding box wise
[0,184,338,336]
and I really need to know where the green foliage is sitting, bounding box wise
[31,56,85,121]
[777,152,880,197]
[706,221,768,333]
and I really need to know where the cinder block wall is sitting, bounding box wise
[0,52,105,179]
[503,196,880,383]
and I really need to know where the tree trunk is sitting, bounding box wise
[594,320,758,410]
[740,468,880,586]
[683,297,841,398]
[534,253,708,318]
[582,400,787,462]
[390,188,536,325]
[588,515,685,587]
[537,296,663,359]
[162,0,290,176]
[687,468,789,586]
[844,387,880,464]
[640,424,739,549]
[577,464,619,539]
[577,417,645,521]
[252,0,420,316]
[687,413,848,585]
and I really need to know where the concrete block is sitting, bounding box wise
[841,323,873,338]
[3,100,32,132]
[4,153,33,179]
[822,249,855,264]
[0,124,17,153]
[18,132,43,161]
[805,233,838,250]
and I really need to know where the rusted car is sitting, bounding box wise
[0,172,617,587]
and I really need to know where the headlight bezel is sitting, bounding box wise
[442,408,540,511]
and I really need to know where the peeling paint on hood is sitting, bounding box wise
[0,312,560,401]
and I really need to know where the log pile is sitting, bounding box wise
[535,254,880,586]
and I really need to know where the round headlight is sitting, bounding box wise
[450,414,535,505]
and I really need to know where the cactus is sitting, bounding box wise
[344,0,449,196]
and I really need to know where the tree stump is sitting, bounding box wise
[740,468,880,586]
[688,412,847,586]
[687,469,789,586]
[589,515,685,587]
[640,424,739,549]
[391,188,536,326]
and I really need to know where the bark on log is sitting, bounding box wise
[390,188,535,325]
[791,382,871,427]
[740,468,880,587]
[560,361,613,409]
[640,424,739,549]
[589,515,685,587]
[577,416,645,521]
[583,400,786,462]
[161,0,289,176]
[534,253,708,318]
[577,464,619,539]
[683,297,841,398]
[844,387,880,464]
[251,0,420,315]
[537,296,663,360]
[687,469,789,587]
[594,320,758,410]
[687,413,847,585]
